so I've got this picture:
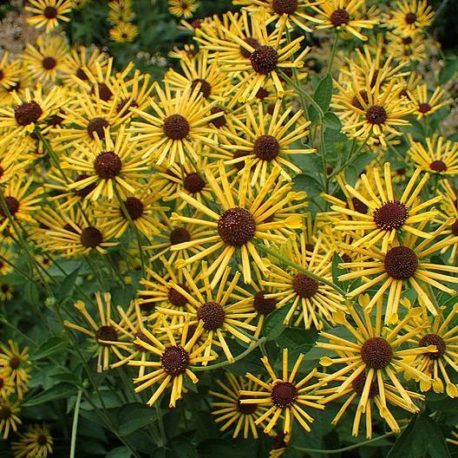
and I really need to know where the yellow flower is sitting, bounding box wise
[0,340,31,399]
[168,0,199,19]
[12,424,53,458]
[0,51,22,91]
[386,0,434,37]
[110,22,138,43]
[0,370,14,399]
[210,372,265,439]
[386,32,426,65]
[407,83,452,119]
[25,0,73,32]
[436,180,458,264]
[0,398,21,439]
[240,348,324,435]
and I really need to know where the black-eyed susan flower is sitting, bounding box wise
[262,231,346,329]
[168,0,199,18]
[212,100,314,184]
[110,22,138,43]
[171,164,302,286]
[308,0,378,41]
[407,83,451,119]
[25,0,73,32]
[63,126,148,200]
[0,282,13,302]
[12,424,53,458]
[61,45,108,86]
[108,0,135,23]
[210,372,264,439]
[0,51,21,91]
[436,180,458,264]
[408,135,458,176]
[331,163,440,253]
[0,370,14,399]
[64,293,126,372]
[130,82,221,166]
[0,398,21,439]
[0,246,15,276]
[406,305,458,397]
[240,348,324,434]
[317,296,432,428]
[386,32,426,65]
[339,221,458,322]
[0,340,31,399]
[23,34,69,83]
[156,263,257,363]
[129,319,213,407]
[387,0,434,37]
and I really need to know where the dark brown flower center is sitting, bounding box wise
[44,6,58,19]
[123,197,144,220]
[0,283,10,294]
[366,105,387,125]
[429,160,447,172]
[352,372,378,398]
[250,46,278,75]
[402,36,413,45]
[330,8,350,27]
[0,405,11,420]
[419,334,446,359]
[9,356,20,369]
[74,174,96,198]
[217,207,256,246]
[351,90,369,111]
[80,226,103,248]
[384,246,418,280]
[272,0,298,15]
[361,337,393,369]
[0,196,20,218]
[237,399,258,414]
[76,67,88,80]
[210,107,226,128]
[254,135,280,161]
[14,101,43,126]
[93,83,113,102]
[233,150,249,171]
[169,227,191,245]
[256,87,269,100]
[373,200,408,231]
[46,113,64,126]
[451,219,458,236]
[240,37,261,59]
[94,151,122,179]
[418,103,431,114]
[253,291,277,315]
[183,173,205,194]
[351,197,368,214]
[405,12,417,24]
[87,117,109,140]
[37,434,48,446]
[191,78,211,99]
[197,301,225,330]
[271,381,298,408]
[163,114,190,140]
[95,325,118,345]
[161,345,190,376]
[168,284,189,307]
[42,56,57,70]
[293,273,319,299]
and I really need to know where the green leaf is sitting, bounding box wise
[332,253,349,292]
[118,403,156,436]
[56,266,81,301]
[439,57,458,85]
[32,336,67,360]
[314,74,333,112]
[387,414,451,458]
[263,307,288,340]
[22,383,77,407]
[106,447,132,458]
[323,111,341,130]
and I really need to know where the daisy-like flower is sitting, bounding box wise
[406,305,458,397]
[0,282,13,302]
[64,293,126,372]
[0,176,42,232]
[0,140,34,185]
[317,296,433,431]
[108,0,134,23]
[331,163,440,252]
[130,82,221,166]
[156,263,257,363]
[0,51,21,91]
[210,372,264,439]
[211,100,314,184]
[0,245,15,276]
[407,84,451,119]
[333,78,413,147]
[63,126,148,200]
[171,163,302,286]
[110,22,138,42]
[408,135,458,176]
[0,371,14,399]
[61,45,108,86]
[23,34,69,82]
[308,0,378,41]
[0,340,31,399]
[168,0,199,18]
[240,348,324,434]
[0,398,21,439]
[339,221,458,322]
[219,10,309,101]
[263,231,346,329]
[386,0,434,37]
[436,180,458,264]
[233,0,316,33]
[26,0,73,32]
[12,424,53,458]
[129,318,213,407]
[317,371,423,438]
[386,32,426,65]
[0,85,60,136]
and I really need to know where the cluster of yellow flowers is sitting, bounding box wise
[108,0,138,43]
[0,0,456,453]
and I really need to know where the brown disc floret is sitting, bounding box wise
[217,207,256,246]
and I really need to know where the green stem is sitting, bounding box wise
[84,255,107,290]
[190,337,266,372]
[327,33,339,74]
[0,254,38,284]
[70,389,82,458]
[257,244,347,298]
[155,403,167,447]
